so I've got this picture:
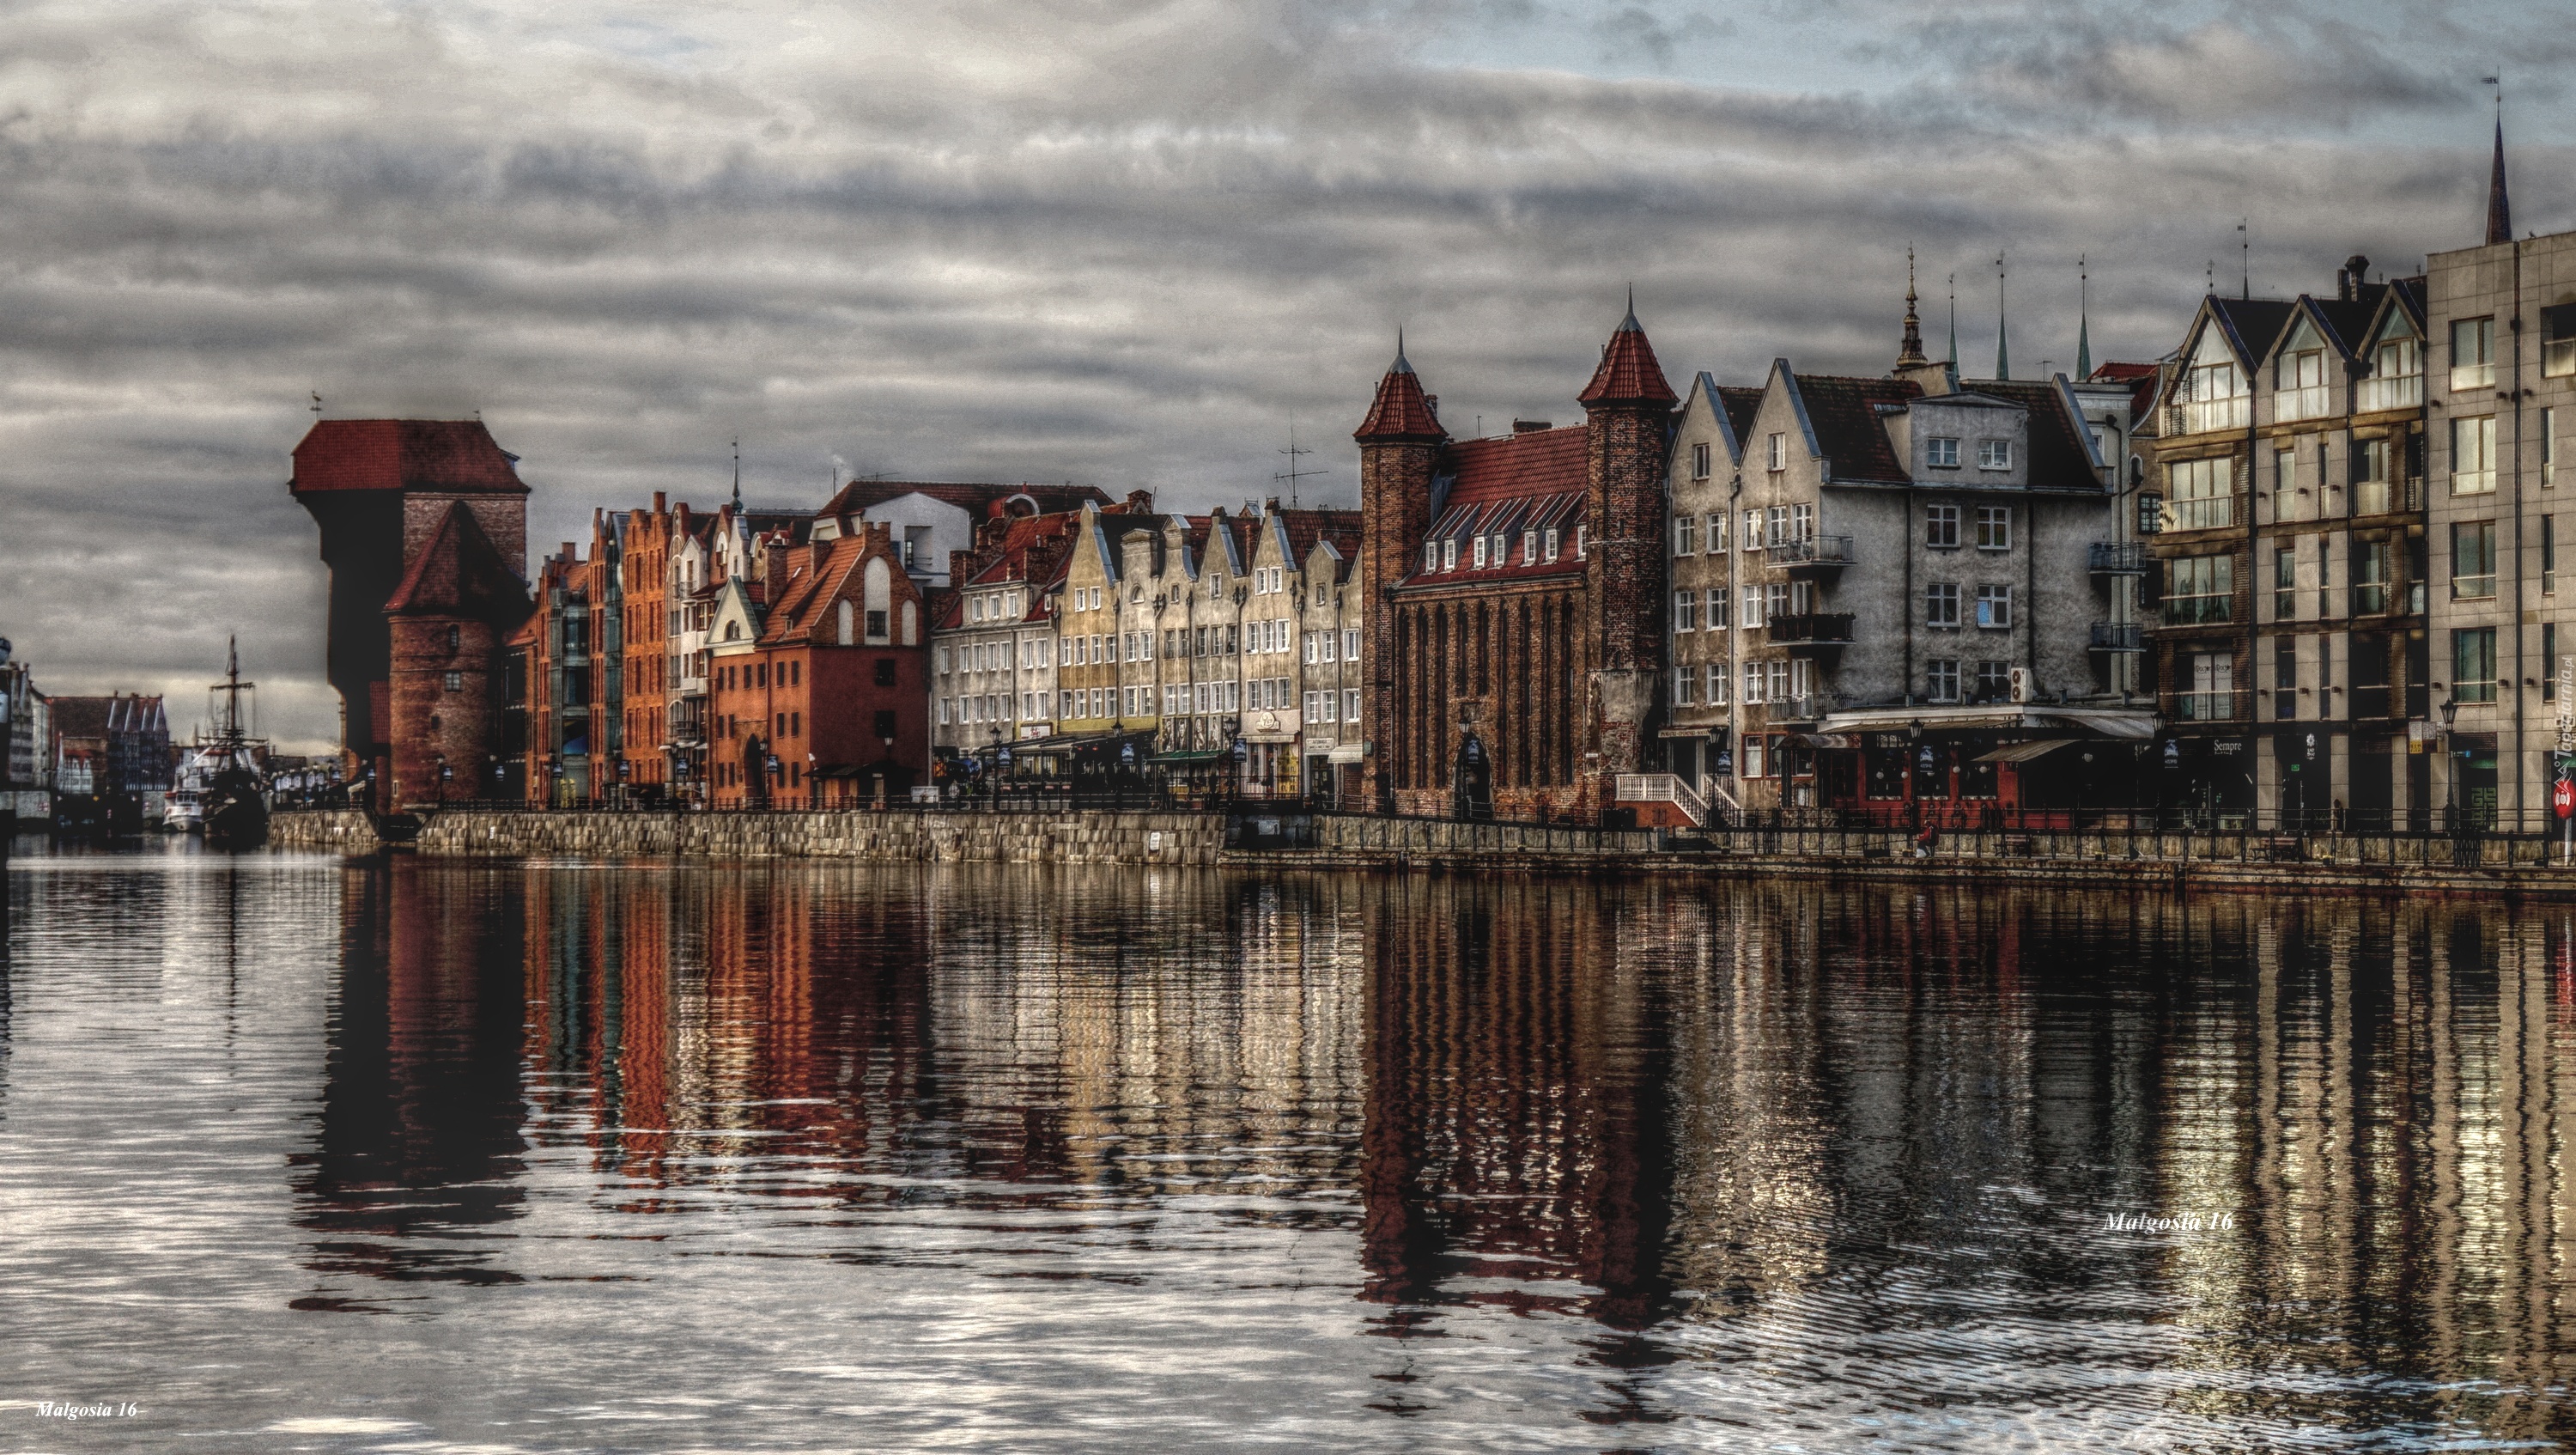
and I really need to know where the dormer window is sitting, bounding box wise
[1522,530,1539,563]
[1543,528,1559,561]
[1424,543,1437,572]
[1926,437,1960,469]
[1442,539,1457,570]
[1978,440,2012,471]
[1473,535,1488,569]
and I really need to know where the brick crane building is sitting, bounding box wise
[290,420,533,811]
[1357,307,1678,822]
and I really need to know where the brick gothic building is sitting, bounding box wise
[291,420,532,810]
[1358,308,1678,820]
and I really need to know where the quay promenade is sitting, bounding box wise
[265,807,2576,899]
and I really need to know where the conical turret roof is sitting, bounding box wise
[1577,300,1678,407]
[1354,336,1444,441]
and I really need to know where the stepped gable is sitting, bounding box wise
[290,419,528,495]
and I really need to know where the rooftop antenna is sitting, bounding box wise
[2075,254,2093,380]
[2206,258,2215,295]
[1275,417,1324,508]
[2238,218,2250,299]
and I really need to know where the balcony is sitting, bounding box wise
[2349,476,2421,517]
[1768,695,1823,724]
[2273,385,2330,422]
[2087,542,2146,575]
[2166,396,2251,435]
[1767,613,1855,653]
[2088,622,2143,653]
[2355,374,2422,412]
[1774,536,1856,574]
[2168,690,2246,722]
[2161,594,2234,627]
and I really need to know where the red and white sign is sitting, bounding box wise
[2555,778,2573,819]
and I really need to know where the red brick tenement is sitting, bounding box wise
[1357,309,1678,823]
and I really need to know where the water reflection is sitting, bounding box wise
[14,847,2576,1448]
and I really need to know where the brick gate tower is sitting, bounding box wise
[290,420,533,810]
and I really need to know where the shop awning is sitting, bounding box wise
[1149,750,1228,764]
[1327,745,1364,764]
[1973,740,2080,764]
[1819,705,2157,740]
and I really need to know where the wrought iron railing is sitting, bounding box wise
[2088,622,2142,651]
[2087,543,2146,574]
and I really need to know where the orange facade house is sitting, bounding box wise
[706,522,930,808]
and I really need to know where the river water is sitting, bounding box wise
[4,842,2575,1452]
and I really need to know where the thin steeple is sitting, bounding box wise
[731,437,742,512]
[1993,253,2010,382]
[1946,272,1958,368]
[2486,88,2512,246]
[1896,247,1929,368]
[2075,255,2092,380]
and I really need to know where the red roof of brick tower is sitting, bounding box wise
[1353,338,1445,442]
[289,420,530,495]
[1577,300,1678,408]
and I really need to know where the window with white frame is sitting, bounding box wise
[1741,585,1765,629]
[1443,539,1458,569]
[1692,441,1711,479]
[1767,433,1787,471]
[1928,659,1961,701]
[1522,530,1538,563]
[1742,660,1765,703]
[1744,509,1765,551]
[1926,503,1960,548]
[1978,439,2012,470]
[1674,515,1698,556]
[2453,415,2498,495]
[1707,591,1729,630]
[1707,664,1728,705]
[1709,513,1728,551]
[1767,661,1791,704]
[1543,528,1560,561]
[1975,584,2013,629]
[1674,589,1697,631]
[1790,503,1813,542]
[1343,629,1360,659]
[1767,505,1789,546]
[1423,543,1437,572]
[1765,582,1789,621]
[1575,525,1587,557]
[1674,668,1697,705]
[1473,535,1487,569]
[1975,505,2010,551]
[1343,689,1360,720]
[1926,436,1960,468]
[1926,581,1961,627]
[2451,316,2495,392]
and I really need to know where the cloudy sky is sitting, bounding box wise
[0,0,2561,751]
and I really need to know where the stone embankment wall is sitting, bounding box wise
[270,809,1221,864]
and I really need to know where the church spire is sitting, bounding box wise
[1993,253,2011,382]
[1896,247,1929,368]
[2486,102,2512,246]
[2075,254,2092,380]
[1946,273,1958,368]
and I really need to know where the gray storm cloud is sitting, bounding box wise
[0,0,2549,751]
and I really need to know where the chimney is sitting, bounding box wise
[1125,488,1155,514]
[2343,254,2369,301]
[950,549,975,585]
[653,490,666,514]
[1264,496,1281,514]
[1512,418,1552,433]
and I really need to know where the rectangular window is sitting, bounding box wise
[1925,581,1960,628]
[2165,554,2234,624]
[1977,439,2012,470]
[1925,503,1959,549]
[1766,582,1790,622]
[1767,506,1789,547]
[1768,661,1791,706]
[1743,508,1764,551]
[1674,667,1697,705]
[442,671,462,692]
[2275,637,2298,721]
[2546,408,2557,488]
[1674,515,1698,557]
[2355,438,2393,515]
[1473,535,1488,569]
[2549,624,2560,702]
[2452,415,2498,495]
[2165,457,2235,531]
[1344,629,1360,659]
[1974,584,2012,629]
[1743,734,1765,779]
[1926,436,1959,469]
[2450,316,2495,392]
[1976,660,2010,701]
[1742,660,1765,703]
[2274,546,2297,621]
[1443,539,1458,569]
[1708,663,1728,705]
[1522,530,1538,563]
[1574,526,1587,558]
[2547,516,2557,594]
[1692,441,1712,479]
[1974,505,2010,551]
[1344,689,1361,721]
[1790,503,1814,542]
[1543,528,1559,561]
[2351,538,2390,616]
[1767,433,1786,471]
[2276,446,2297,506]
[1673,589,1698,631]
[2453,627,2498,703]
[1707,591,1729,630]
[1741,585,1764,629]
[1928,659,1960,702]
[2451,520,2497,599]
[1424,543,1437,572]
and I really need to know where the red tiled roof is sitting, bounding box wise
[289,420,528,495]
[1443,426,1587,504]
[1274,508,1363,571]
[1355,360,1443,441]
[1577,314,1678,407]
[1792,374,1922,484]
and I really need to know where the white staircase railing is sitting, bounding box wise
[1613,772,1708,828]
